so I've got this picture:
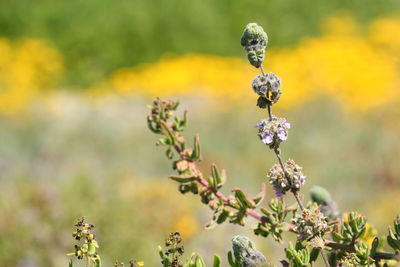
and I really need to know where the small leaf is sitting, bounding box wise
[232,188,256,209]
[158,245,165,260]
[370,237,379,257]
[160,121,176,146]
[191,134,201,161]
[211,164,222,186]
[94,258,101,267]
[158,137,170,146]
[147,116,160,133]
[309,248,320,263]
[207,177,215,189]
[216,209,230,224]
[169,175,198,183]
[69,259,73,267]
[387,226,400,250]
[227,251,236,267]
[213,255,221,267]
[195,255,206,267]
[166,147,174,159]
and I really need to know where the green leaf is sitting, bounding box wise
[232,188,255,209]
[147,116,160,133]
[158,137,170,146]
[69,259,73,267]
[169,175,198,183]
[94,258,101,267]
[309,248,320,263]
[211,164,222,187]
[195,255,206,267]
[160,121,176,146]
[387,226,400,250]
[216,209,230,224]
[394,216,400,235]
[370,237,379,257]
[166,147,174,159]
[158,245,165,260]
[191,134,201,161]
[169,101,180,111]
[207,176,215,189]
[227,251,237,267]
[213,255,221,267]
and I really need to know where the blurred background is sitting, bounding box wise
[0,0,400,266]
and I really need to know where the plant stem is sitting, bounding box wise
[267,104,272,121]
[292,191,305,211]
[273,147,305,211]
[260,65,266,76]
[196,173,269,223]
[261,62,306,213]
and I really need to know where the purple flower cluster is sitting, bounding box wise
[254,116,290,149]
[267,159,306,197]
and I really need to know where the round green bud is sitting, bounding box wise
[241,23,268,68]
[310,185,332,205]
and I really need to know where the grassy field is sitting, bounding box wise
[0,1,400,266]
[0,94,399,265]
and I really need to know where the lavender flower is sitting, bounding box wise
[254,116,291,149]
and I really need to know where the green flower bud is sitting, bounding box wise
[241,23,268,68]
[310,186,332,205]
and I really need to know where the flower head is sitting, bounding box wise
[267,159,306,196]
[254,116,290,149]
[292,204,328,242]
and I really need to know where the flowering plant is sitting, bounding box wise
[144,23,400,267]
[65,22,400,267]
